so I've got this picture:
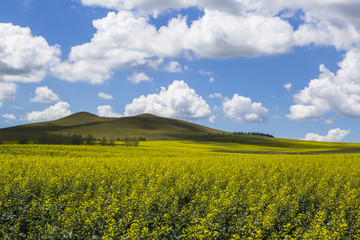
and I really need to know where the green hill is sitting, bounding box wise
[1,112,360,154]
[0,112,226,141]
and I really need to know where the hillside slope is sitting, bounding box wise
[1,112,360,153]
[0,112,226,141]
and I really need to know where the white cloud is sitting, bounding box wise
[184,10,294,58]
[30,86,60,103]
[209,93,222,99]
[127,72,152,84]
[2,113,16,120]
[81,0,250,15]
[98,92,114,100]
[288,46,360,120]
[284,83,292,91]
[0,23,60,83]
[79,0,360,35]
[223,94,269,123]
[209,114,216,123]
[325,117,335,124]
[293,20,360,51]
[2,113,16,124]
[26,101,72,122]
[291,1,360,51]
[209,77,215,83]
[60,1,360,83]
[76,0,287,17]
[80,0,196,15]
[302,128,350,142]
[79,0,245,14]
[52,11,188,84]
[124,80,212,120]
[97,105,122,117]
[50,8,294,83]
[199,70,213,76]
[0,82,17,107]
[164,61,182,73]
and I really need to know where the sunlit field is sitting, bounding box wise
[1,143,360,239]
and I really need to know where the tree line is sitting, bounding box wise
[11,133,143,146]
[233,131,274,138]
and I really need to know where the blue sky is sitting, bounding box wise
[1,0,360,142]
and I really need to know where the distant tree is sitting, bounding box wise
[109,138,116,146]
[233,131,274,138]
[18,136,28,144]
[85,134,95,145]
[100,137,107,146]
[69,134,83,145]
[138,136,147,141]
[124,137,139,147]
[37,133,83,145]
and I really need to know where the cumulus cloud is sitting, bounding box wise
[0,1,356,87]
[2,113,16,120]
[50,1,359,83]
[209,114,216,123]
[80,0,198,15]
[2,113,16,124]
[124,80,212,121]
[97,105,122,117]
[98,92,114,100]
[0,82,17,107]
[293,20,360,51]
[209,77,215,83]
[79,0,360,29]
[291,1,360,50]
[0,23,60,83]
[183,10,294,58]
[209,93,223,99]
[127,72,152,84]
[2,1,355,87]
[26,101,72,122]
[164,61,182,73]
[80,0,250,15]
[30,86,60,103]
[302,128,350,142]
[284,83,292,91]
[49,1,360,83]
[325,117,335,124]
[52,11,188,84]
[50,8,294,83]
[223,94,269,123]
[288,46,360,120]
[76,0,300,17]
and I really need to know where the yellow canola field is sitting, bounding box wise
[1,144,360,239]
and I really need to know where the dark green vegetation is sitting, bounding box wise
[233,131,274,138]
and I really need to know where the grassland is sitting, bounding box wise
[1,143,360,239]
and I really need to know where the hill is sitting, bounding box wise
[1,112,360,154]
[0,112,226,141]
